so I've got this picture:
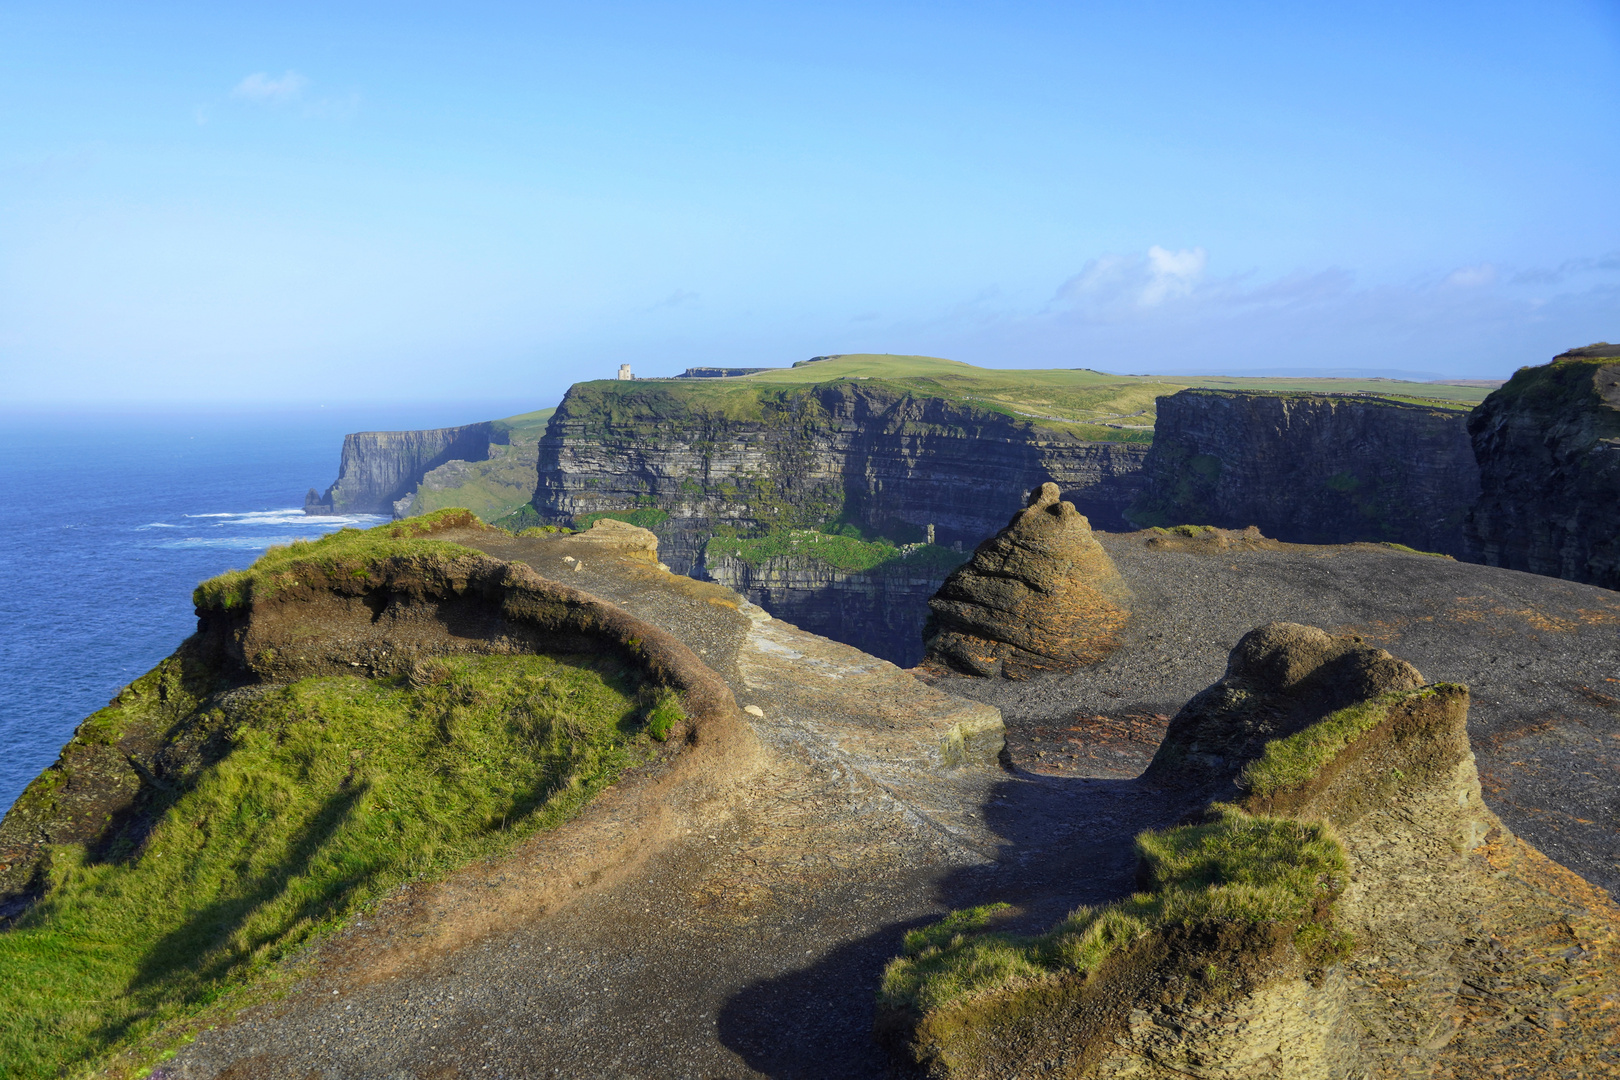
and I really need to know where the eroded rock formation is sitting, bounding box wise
[924,483,1131,677]
[1467,343,1620,589]
[881,624,1620,1078]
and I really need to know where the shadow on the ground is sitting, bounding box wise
[716,769,1199,1078]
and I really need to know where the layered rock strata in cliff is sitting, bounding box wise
[1127,389,1480,555]
[882,624,1617,1078]
[924,483,1132,678]
[704,546,949,667]
[533,379,1149,575]
[305,423,495,516]
[1466,344,1620,590]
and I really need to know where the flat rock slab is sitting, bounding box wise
[931,532,1620,897]
[164,534,1187,1080]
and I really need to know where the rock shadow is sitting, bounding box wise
[717,768,1199,1078]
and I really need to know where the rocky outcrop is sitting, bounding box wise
[1126,390,1480,555]
[533,379,1149,574]
[1466,344,1620,589]
[305,423,495,516]
[925,483,1132,678]
[883,624,1618,1078]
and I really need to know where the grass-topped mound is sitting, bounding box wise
[879,625,1481,1077]
[0,649,678,1078]
[194,508,492,611]
[880,806,1348,1018]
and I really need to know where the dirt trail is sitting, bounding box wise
[164,534,1187,1080]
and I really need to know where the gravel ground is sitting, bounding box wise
[929,532,1620,897]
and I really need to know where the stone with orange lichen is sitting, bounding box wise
[924,482,1131,678]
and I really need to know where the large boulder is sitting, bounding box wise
[924,482,1131,678]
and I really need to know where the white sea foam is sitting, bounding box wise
[158,536,314,550]
[178,509,388,529]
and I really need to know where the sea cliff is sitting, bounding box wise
[1467,344,1620,589]
[532,378,1149,575]
[305,423,495,516]
[1127,389,1480,555]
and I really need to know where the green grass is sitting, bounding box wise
[489,406,556,441]
[1378,542,1452,559]
[551,355,1493,452]
[193,509,485,611]
[705,531,966,575]
[0,651,673,1078]
[1238,697,1397,797]
[879,806,1348,1015]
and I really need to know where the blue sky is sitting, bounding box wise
[2,1,1617,410]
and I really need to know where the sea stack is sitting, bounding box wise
[924,482,1131,677]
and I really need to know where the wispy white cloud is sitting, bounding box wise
[902,246,1620,378]
[1142,245,1206,305]
[232,70,309,104]
[1443,262,1497,288]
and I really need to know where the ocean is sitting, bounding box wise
[0,405,519,815]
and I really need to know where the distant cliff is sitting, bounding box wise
[703,537,965,666]
[1467,344,1620,589]
[1126,390,1480,555]
[306,424,494,516]
[533,379,1149,575]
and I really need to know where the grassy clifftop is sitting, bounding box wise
[561,354,1491,442]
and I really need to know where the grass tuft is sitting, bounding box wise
[192,509,487,611]
[1237,698,1394,797]
[878,806,1347,1016]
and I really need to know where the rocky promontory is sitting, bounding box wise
[533,377,1150,573]
[305,423,497,516]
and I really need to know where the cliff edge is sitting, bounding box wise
[1467,343,1620,590]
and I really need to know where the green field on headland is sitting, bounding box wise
[640,353,1493,438]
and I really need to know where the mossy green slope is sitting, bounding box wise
[0,653,663,1078]
[0,510,685,1078]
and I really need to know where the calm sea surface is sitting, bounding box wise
[0,405,518,814]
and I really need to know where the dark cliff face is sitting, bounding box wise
[306,423,495,516]
[1126,390,1480,555]
[1466,348,1620,589]
[534,380,1148,575]
[704,551,948,667]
